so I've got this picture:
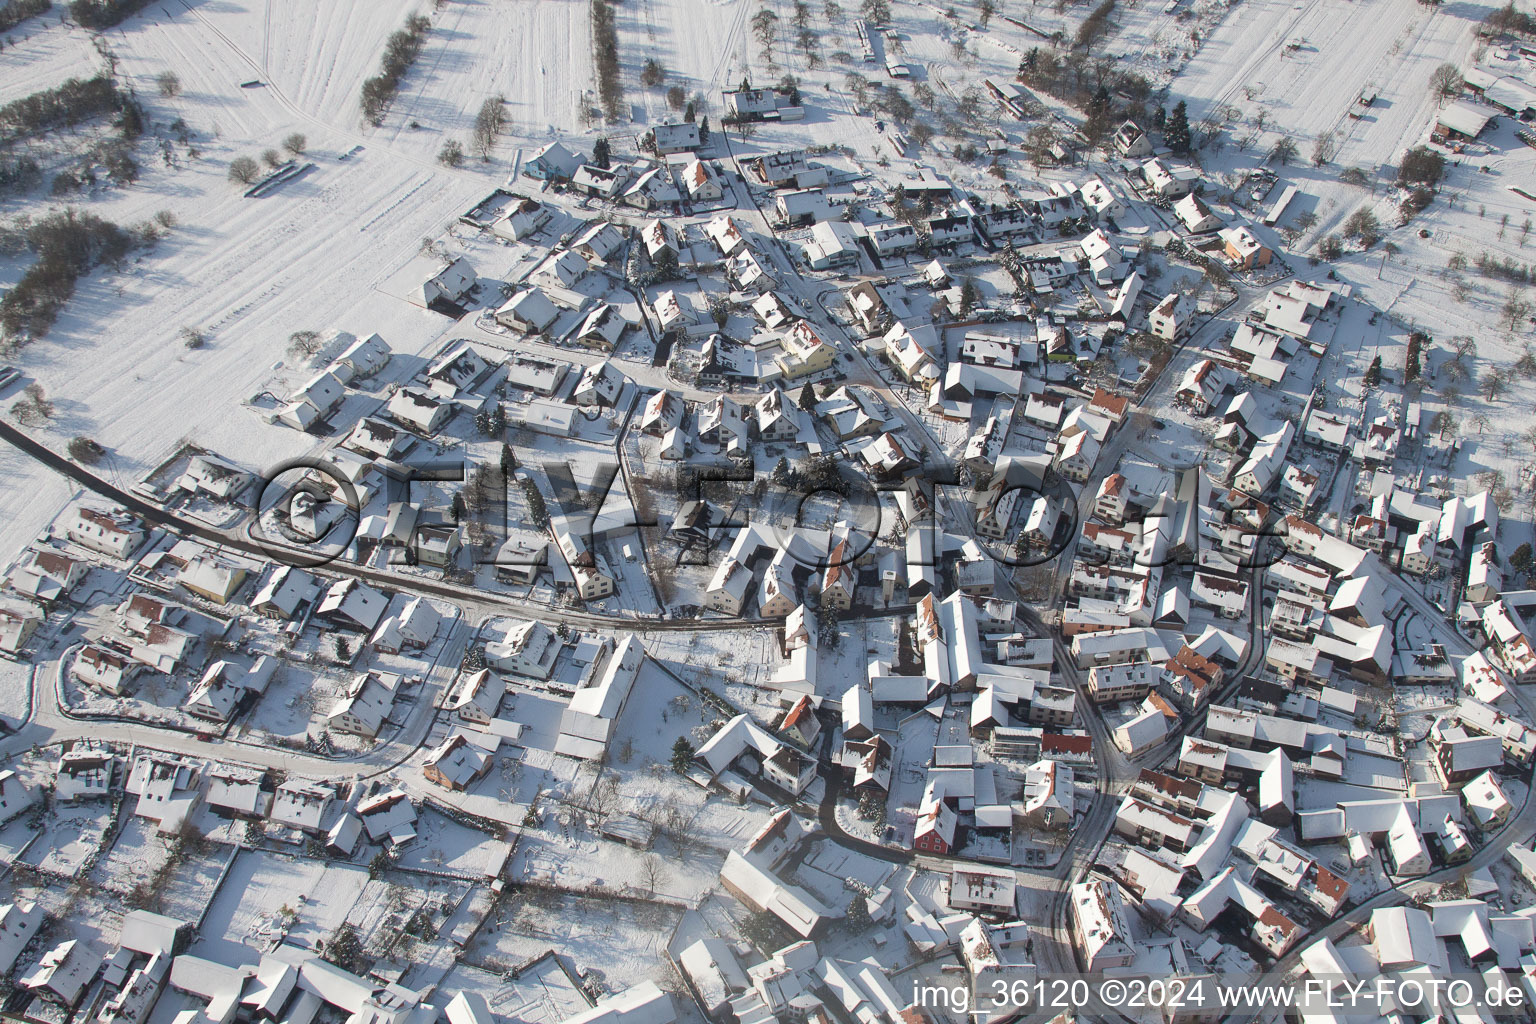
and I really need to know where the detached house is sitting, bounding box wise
[652,122,703,155]
[423,256,477,308]
[386,387,451,435]
[682,159,724,202]
[423,734,493,791]
[496,288,561,335]
[526,141,582,181]
[66,508,145,560]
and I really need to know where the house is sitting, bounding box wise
[571,163,627,200]
[571,223,627,269]
[495,289,561,335]
[554,529,615,601]
[1220,225,1272,269]
[949,866,1017,914]
[623,166,683,209]
[652,289,693,332]
[776,187,828,226]
[0,603,40,655]
[176,556,246,605]
[555,635,644,760]
[74,644,140,695]
[446,668,506,727]
[1079,177,1126,221]
[639,390,685,437]
[423,256,477,308]
[1483,599,1536,682]
[913,784,958,854]
[653,122,703,154]
[325,671,400,737]
[755,389,799,441]
[780,695,821,748]
[719,850,830,938]
[574,360,627,407]
[317,579,388,633]
[55,745,114,802]
[682,158,724,202]
[1142,158,1201,198]
[526,141,582,180]
[385,387,450,435]
[1070,879,1137,970]
[1174,193,1222,233]
[485,618,562,679]
[269,779,333,832]
[491,196,551,241]
[1462,770,1511,829]
[531,249,589,291]
[1113,120,1152,158]
[8,549,83,608]
[575,304,630,351]
[274,370,345,431]
[204,765,271,819]
[705,215,747,255]
[869,221,918,256]
[805,219,863,268]
[423,734,493,791]
[724,87,789,119]
[1054,430,1101,483]
[0,770,37,825]
[183,657,275,723]
[340,417,409,461]
[175,454,256,502]
[126,754,201,833]
[371,596,439,653]
[1465,542,1502,604]
[1177,359,1227,414]
[20,939,92,1005]
[0,902,42,977]
[66,507,145,559]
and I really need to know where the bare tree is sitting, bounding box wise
[472,96,507,160]
[157,71,181,97]
[228,156,261,184]
[639,852,667,897]
[1430,62,1462,99]
[283,132,308,156]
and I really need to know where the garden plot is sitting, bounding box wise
[393,809,512,881]
[90,815,174,898]
[191,850,372,964]
[15,802,111,878]
[468,889,681,994]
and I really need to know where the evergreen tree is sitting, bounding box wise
[1512,542,1533,573]
[670,736,695,772]
[1165,100,1190,152]
[450,492,466,523]
[846,894,872,931]
[798,382,818,411]
[959,279,980,316]
[500,443,515,476]
[684,100,696,123]
[1364,355,1382,388]
[592,136,611,169]
[521,478,550,528]
[699,117,710,144]
[1151,105,1166,131]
